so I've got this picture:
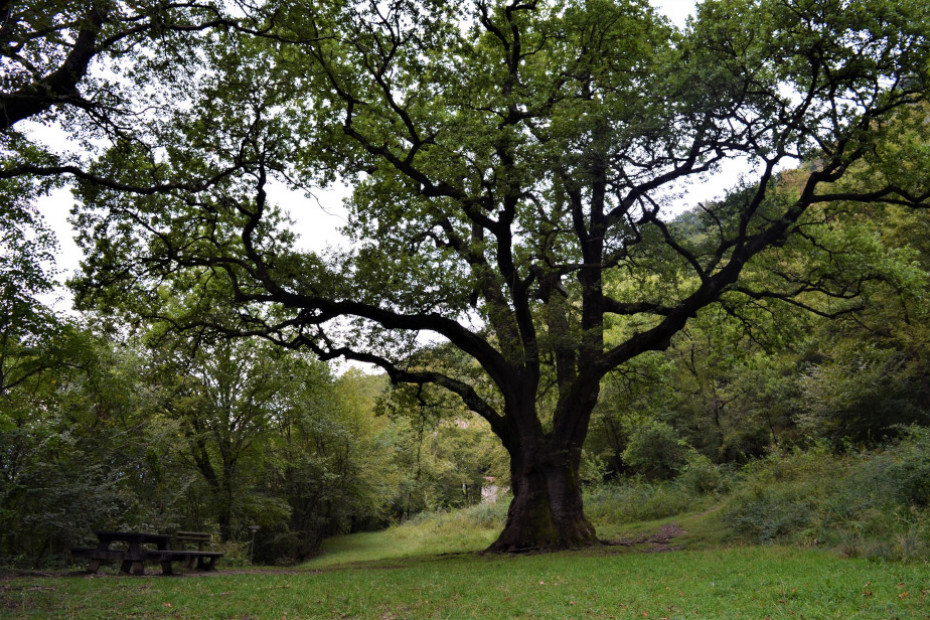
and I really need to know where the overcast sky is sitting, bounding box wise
[35,1,701,296]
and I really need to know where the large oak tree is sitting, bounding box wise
[74,0,930,551]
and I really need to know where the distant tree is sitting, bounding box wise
[145,334,293,541]
[257,366,399,562]
[73,0,930,551]
[0,328,150,566]
[796,204,930,444]
[377,380,511,514]
[622,420,690,481]
[0,171,59,398]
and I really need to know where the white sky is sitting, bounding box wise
[35,1,702,298]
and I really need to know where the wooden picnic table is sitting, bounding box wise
[173,531,213,569]
[71,531,223,576]
[74,531,171,576]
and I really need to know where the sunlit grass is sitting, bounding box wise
[305,502,508,569]
[307,485,731,571]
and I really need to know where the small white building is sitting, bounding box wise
[481,476,508,504]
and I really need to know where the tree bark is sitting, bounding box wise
[0,5,106,130]
[488,436,598,552]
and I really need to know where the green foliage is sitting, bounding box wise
[799,345,930,444]
[724,429,930,560]
[591,195,930,468]
[255,369,401,563]
[0,133,64,417]
[885,426,930,508]
[678,451,726,495]
[0,331,153,565]
[621,421,690,481]
[0,323,393,567]
[583,480,703,525]
[0,426,135,566]
[375,375,509,515]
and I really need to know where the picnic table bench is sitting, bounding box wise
[166,531,220,571]
[71,531,222,576]
[71,531,171,575]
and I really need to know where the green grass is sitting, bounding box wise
[8,444,930,617]
[4,546,929,618]
[304,491,730,572]
[4,502,929,619]
[305,503,507,569]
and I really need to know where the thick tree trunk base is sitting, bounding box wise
[486,515,599,553]
[485,461,598,553]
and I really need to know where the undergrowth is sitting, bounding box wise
[310,427,930,565]
[723,426,930,561]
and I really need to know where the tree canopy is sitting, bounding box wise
[55,0,930,551]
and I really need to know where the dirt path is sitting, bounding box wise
[605,523,688,553]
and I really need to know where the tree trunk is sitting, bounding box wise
[487,439,598,552]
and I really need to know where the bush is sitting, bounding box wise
[678,451,726,494]
[724,482,818,544]
[584,479,701,523]
[725,447,854,545]
[622,421,690,481]
[886,425,930,507]
[723,432,930,560]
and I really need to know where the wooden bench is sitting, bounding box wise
[144,550,224,576]
[70,546,128,566]
[172,531,217,570]
[71,531,223,575]
[174,531,211,551]
[71,531,172,575]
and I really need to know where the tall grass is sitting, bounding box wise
[306,501,509,568]
[584,479,709,524]
[724,427,930,561]
[310,428,930,566]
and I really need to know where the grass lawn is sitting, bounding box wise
[3,547,929,619]
[2,507,928,618]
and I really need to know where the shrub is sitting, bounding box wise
[723,432,930,560]
[678,451,726,494]
[584,479,700,523]
[622,421,690,481]
[886,425,930,507]
[725,482,818,544]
